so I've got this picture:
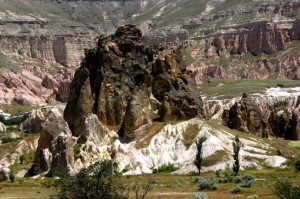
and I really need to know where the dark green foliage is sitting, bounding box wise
[194,136,207,175]
[1,137,21,144]
[274,178,300,199]
[73,144,82,160]
[50,160,127,199]
[295,160,300,171]
[152,163,179,173]
[230,186,241,194]
[232,135,241,175]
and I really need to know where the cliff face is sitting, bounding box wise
[188,20,300,83]
[0,35,94,68]
[64,25,204,141]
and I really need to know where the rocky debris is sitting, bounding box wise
[28,107,74,176]
[0,121,6,132]
[0,168,10,182]
[64,25,204,141]
[222,93,300,140]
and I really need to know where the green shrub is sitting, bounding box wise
[152,163,179,173]
[1,137,21,144]
[191,192,209,199]
[239,174,255,188]
[50,160,129,199]
[295,160,300,171]
[197,177,217,191]
[224,172,233,183]
[240,180,253,188]
[241,174,255,182]
[274,177,300,199]
[230,186,241,194]
[233,176,242,183]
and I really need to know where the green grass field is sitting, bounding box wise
[0,168,299,199]
[199,79,300,99]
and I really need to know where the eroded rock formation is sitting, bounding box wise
[27,107,74,176]
[222,93,300,140]
[64,25,204,141]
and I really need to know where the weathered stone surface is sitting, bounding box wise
[223,94,300,140]
[0,35,93,68]
[28,107,74,176]
[20,109,45,133]
[0,168,10,182]
[0,121,6,132]
[64,25,204,141]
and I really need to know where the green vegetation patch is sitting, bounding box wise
[202,150,228,167]
[288,141,300,150]
[0,137,21,144]
[152,163,179,174]
[182,124,202,148]
[199,79,300,99]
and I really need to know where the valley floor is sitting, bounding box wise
[0,169,299,199]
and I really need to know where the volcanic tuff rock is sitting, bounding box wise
[27,106,74,176]
[222,93,300,140]
[64,25,204,141]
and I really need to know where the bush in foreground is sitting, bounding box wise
[274,178,300,199]
[50,160,152,199]
[197,177,218,191]
[230,186,241,194]
[50,160,126,199]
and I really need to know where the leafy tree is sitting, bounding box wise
[50,160,127,199]
[194,136,207,175]
[232,135,241,176]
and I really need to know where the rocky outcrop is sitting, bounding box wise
[222,93,300,140]
[224,93,272,137]
[28,107,74,176]
[64,25,204,141]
